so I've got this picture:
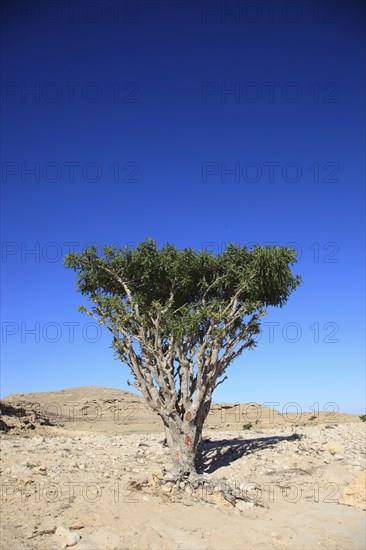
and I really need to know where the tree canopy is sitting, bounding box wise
[65,238,301,353]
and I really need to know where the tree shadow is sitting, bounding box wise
[196,433,302,474]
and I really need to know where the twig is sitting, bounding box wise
[27,527,56,539]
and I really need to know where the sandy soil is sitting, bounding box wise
[1,387,365,549]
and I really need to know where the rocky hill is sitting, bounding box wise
[1,386,361,435]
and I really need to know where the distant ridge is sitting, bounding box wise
[1,386,361,434]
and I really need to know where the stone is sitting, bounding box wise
[66,532,81,547]
[10,463,24,475]
[55,525,69,548]
[55,525,80,547]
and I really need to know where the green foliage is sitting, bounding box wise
[309,415,317,421]
[64,238,301,358]
[360,415,366,422]
[243,422,253,430]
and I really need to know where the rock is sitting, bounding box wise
[339,472,366,509]
[66,532,80,547]
[55,525,69,548]
[55,526,80,548]
[11,461,35,474]
[56,526,69,537]
[0,418,11,432]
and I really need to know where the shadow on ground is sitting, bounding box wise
[196,433,302,474]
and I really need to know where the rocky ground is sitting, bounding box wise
[1,387,365,549]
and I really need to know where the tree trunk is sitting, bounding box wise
[164,415,203,477]
[163,394,214,477]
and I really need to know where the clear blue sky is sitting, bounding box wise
[1,1,365,414]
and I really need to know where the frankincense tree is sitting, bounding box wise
[64,238,301,477]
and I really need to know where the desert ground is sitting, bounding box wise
[1,386,365,549]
